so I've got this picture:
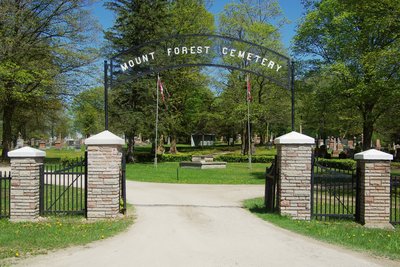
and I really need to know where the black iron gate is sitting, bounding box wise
[0,171,11,218]
[265,155,279,212]
[119,152,126,214]
[39,152,87,216]
[311,157,359,221]
[391,175,400,225]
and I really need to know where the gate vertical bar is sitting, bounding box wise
[104,60,109,130]
[0,173,3,217]
[39,165,44,215]
[121,152,126,214]
[8,173,10,218]
[291,61,295,131]
[310,153,315,219]
[84,150,88,218]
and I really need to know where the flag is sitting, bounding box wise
[246,74,252,102]
[157,75,165,102]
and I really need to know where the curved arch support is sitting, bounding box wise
[105,34,295,129]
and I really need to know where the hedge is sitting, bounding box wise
[133,153,275,163]
[316,158,356,170]
[44,156,84,165]
[214,155,275,163]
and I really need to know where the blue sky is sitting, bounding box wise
[90,0,304,53]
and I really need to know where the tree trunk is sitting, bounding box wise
[169,135,178,154]
[125,131,135,163]
[241,127,246,155]
[252,133,256,153]
[242,124,254,155]
[362,117,374,151]
[1,104,15,161]
[157,134,165,154]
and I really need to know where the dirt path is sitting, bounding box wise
[13,181,396,267]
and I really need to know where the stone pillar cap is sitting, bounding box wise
[354,149,393,160]
[85,130,125,145]
[274,131,315,145]
[8,146,46,158]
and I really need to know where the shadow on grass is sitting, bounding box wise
[245,199,277,215]
[248,205,269,214]
[249,171,266,180]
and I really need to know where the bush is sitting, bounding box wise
[133,153,275,163]
[214,155,275,163]
[134,153,160,163]
[160,154,192,162]
[316,158,356,170]
[134,153,192,163]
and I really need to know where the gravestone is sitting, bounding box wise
[236,134,241,143]
[396,148,400,161]
[324,138,329,148]
[329,137,335,150]
[16,136,24,148]
[318,139,324,148]
[16,139,24,148]
[54,140,62,149]
[337,144,343,152]
[30,138,35,147]
[54,133,62,149]
[180,155,226,169]
[342,139,348,147]
[39,140,46,150]
[348,140,354,149]
[376,139,381,150]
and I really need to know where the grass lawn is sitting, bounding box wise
[244,197,400,260]
[0,210,134,262]
[44,148,84,162]
[126,162,268,184]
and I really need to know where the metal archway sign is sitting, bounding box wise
[104,34,295,129]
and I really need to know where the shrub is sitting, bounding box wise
[214,155,275,163]
[160,154,192,162]
[316,158,356,170]
[132,153,275,163]
[134,153,160,163]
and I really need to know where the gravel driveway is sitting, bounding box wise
[13,181,397,267]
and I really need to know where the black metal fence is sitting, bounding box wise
[264,155,278,212]
[39,153,87,216]
[311,157,359,221]
[0,171,11,219]
[119,153,127,214]
[391,175,400,225]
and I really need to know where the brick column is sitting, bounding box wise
[354,149,393,229]
[85,130,125,220]
[274,131,315,220]
[8,147,45,222]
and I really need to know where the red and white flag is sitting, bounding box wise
[246,74,252,102]
[157,75,165,102]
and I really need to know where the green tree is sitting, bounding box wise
[294,0,400,149]
[71,87,104,138]
[218,0,289,154]
[156,0,214,154]
[0,0,98,160]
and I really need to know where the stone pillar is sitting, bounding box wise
[85,130,125,220]
[8,147,45,222]
[274,131,315,220]
[354,149,393,229]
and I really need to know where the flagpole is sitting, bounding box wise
[247,74,252,169]
[155,74,159,168]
